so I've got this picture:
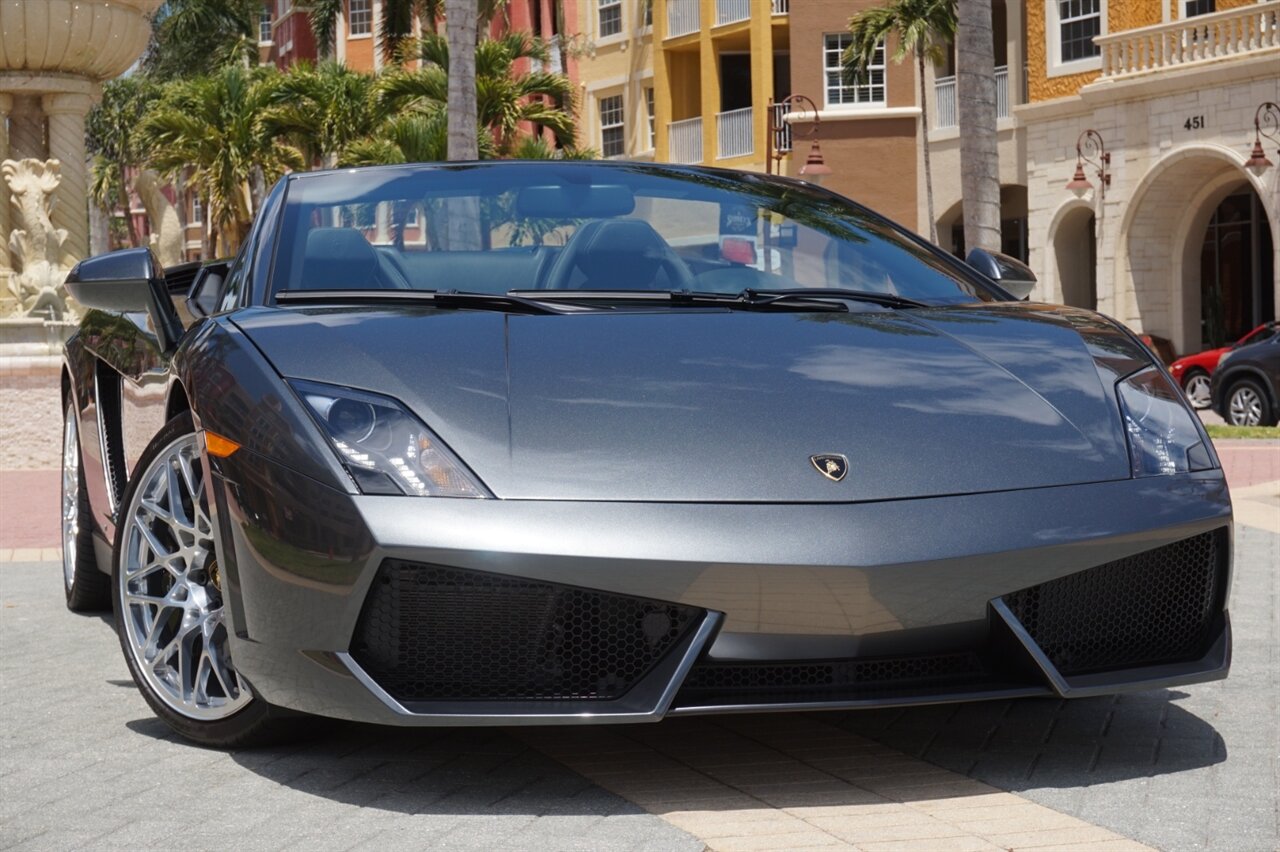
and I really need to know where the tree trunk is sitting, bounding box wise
[89,201,111,257]
[118,164,140,248]
[916,51,937,244]
[199,195,211,260]
[445,0,479,162]
[956,0,1001,255]
[444,0,482,250]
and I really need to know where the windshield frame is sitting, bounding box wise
[265,161,1008,308]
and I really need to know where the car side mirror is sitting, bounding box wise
[186,262,230,319]
[966,247,1036,301]
[64,247,185,354]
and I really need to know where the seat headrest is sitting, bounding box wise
[300,227,379,290]
[568,219,672,285]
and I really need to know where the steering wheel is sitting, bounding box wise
[541,219,697,291]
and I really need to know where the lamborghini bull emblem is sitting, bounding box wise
[810,454,849,482]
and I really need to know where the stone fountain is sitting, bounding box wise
[1,0,162,351]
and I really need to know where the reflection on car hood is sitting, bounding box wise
[233,302,1146,502]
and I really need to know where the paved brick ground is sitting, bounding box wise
[837,523,1280,852]
[0,562,704,852]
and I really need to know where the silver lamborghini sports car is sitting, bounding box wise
[59,162,1231,746]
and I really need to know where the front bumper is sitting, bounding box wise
[209,450,1232,726]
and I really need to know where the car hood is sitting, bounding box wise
[233,303,1146,502]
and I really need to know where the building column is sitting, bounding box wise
[1,93,12,273]
[42,91,94,268]
[7,94,45,161]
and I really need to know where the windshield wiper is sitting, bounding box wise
[505,289,850,312]
[275,289,567,315]
[741,288,927,310]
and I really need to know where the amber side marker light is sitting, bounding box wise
[204,431,241,458]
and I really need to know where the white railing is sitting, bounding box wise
[771,102,792,154]
[995,65,1008,118]
[934,75,956,129]
[716,106,753,158]
[772,0,789,14]
[667,0,699,37]
[716,0,750,25]
[1098,0,1279,78]
[669,116,703,164]
[932,65,1010,129]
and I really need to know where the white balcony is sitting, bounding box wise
[667,0,699,38]
[716,106,753,159]
[932,65,1010,129]
[771,102,792,154]
[669,116,704,164]
[772,0,789,14]
[1098,0,1279,78]
[716,0,749,26]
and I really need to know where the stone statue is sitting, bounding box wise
[134,169,184,268]
[3,158,74,319]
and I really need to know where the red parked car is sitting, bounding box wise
[1170,322,1279,409]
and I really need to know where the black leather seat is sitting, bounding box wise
[542,219,695,290]
[300,227,382,290]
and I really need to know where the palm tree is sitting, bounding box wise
[262,62,383,167]
[301,1,514,67]
[141,66,304,254]
[397,32,575,153]
[144,0,262,80]
[844,0,955,244]
[340,31,576,164]
[86,77,160,248]
[445,0,480,163]
[956,0,1000,254]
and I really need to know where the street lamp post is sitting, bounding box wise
[1065,129,1111,199]
[1244,102,1279,177]
[766,94,833,182]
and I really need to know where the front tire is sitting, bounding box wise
[62,401,111,611]
[1225,378,1274,427]
[112,412,295,747]
[1181,369,1212,410]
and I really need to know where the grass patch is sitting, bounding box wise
[1206,424,1280,440]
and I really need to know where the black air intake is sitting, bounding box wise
[1001,529,1226,676]
[351,561,701,703]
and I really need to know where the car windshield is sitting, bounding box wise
[271,163,996,306]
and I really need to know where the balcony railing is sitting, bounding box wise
[717,0,750,25]
[667,0,699,37]
[716,106,753,159]
[932,65,1010,129]
[669,116,703,164]
[771,102,792,154]
[1098,1,1279,78]
[772,0,789,13]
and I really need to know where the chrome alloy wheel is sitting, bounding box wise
[1228,385,1264,426]
[61,405,80,591]
[1184,373,1212,410]
[119,433,251,720]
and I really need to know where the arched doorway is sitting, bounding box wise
[937,185,1030,262]
[1198,185,1275,348]
[1052,205,1097,310]
[1120,147,1277,356]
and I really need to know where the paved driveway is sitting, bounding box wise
[3,521,1276,851]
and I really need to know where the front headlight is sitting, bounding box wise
[291,380,488,497]
[1116,367,1216,477]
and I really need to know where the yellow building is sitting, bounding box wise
[650,0,790,172]
[575,0,658,159]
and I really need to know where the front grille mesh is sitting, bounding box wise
[678,652,987,703]
[1001,529,1225,676]
[351,561,701,703]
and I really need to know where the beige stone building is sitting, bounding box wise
[922,0,1278,357]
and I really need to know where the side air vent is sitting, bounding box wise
[351,561,702,703]
[1001,529,1226,676]
[94,361,127,512]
